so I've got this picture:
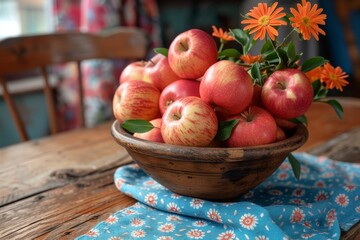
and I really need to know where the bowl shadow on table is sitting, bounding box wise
[111,121,308,201]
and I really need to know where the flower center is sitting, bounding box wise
[329,73,338,80]
[302,17,311,27]
[258,15,270,26]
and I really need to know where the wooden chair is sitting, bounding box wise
[0,27,147,142]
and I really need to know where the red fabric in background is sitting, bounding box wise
[52,0,161,130]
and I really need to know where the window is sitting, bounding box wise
[0,0,53,40]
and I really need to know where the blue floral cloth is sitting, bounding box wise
[76,153,360,240]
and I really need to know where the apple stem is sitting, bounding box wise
[276,82,286,90]
[179,42,188,51]
[172,113,182,120]
[166,100,173,106]
[241,107,253,122]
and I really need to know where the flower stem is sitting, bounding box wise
[276,29,296,50]
[218,42,224,54]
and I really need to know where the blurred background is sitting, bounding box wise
[0,0,359,147]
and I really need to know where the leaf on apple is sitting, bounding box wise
[288,153,301,179]
[301,56,328,72]
[154,48,169,57]
[215,119,239,141]
[121,120,155,133]
[289,115,308,126]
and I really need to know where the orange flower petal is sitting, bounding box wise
[241,1,286,41]
[289,0,326,41]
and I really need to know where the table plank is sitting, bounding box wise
[0,162,135,239]
[0,122,129,206]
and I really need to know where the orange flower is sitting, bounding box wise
[305,66,322,83]
[212,25,234,42]
[289,0,326,41]
[241,2,287,41]
[320,63,349,91]
[240,54,262,64]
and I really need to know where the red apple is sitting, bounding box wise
[113,81,160,122]
[168,29,218,80]
[200,60,254,115]
[261,69,313,119]
[276,126,287,142]
[226,106,277,147]
[161,96,218,147]
[134,118,164,143]
[159,79,200,115]
[119,61,146,84]
[143,54,179,91]
[275,117,297,130]
[251,84,263,106]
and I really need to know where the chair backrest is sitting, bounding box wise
[0,27,147,142]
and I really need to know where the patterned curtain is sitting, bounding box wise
[52,0,161,130]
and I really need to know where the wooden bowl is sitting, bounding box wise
[111,121,308,201]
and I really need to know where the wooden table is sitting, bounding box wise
[1,97,360,240]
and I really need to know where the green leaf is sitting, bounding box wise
[261,40,273,54]
[215,119,239,141]
[277,48,289,68]
[229,28,251,54]
[288,153,301,179]
[243,38,256,55]
[287,42,296,62]
[312,79,321,97]
[263,51,278,61]
[283,13,292,25]
[218,48,241,59]
[289,115,308,126]
[153,48,168,57]
[301,56,328,72]
[121,120,155,133]
[289,53,302,68]
[313,87,328,101]
[325,99,344,119]
[230,28,249,46]
[250,62,261,84]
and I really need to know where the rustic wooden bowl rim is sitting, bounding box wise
[111,120,308,163]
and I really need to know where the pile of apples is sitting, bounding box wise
[113,29,313,147]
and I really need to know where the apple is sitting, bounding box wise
[168,29,218,79]
[276,126,287,141]
[134,118,164,143]
[159,79,200,115]
[113,80,160,122]
[200,60,254,115]
[251,84,263,106]
[119,60,146,84]
[275,117,297,130]
[161,96,218,147]
[143,54,179,91]
[226,106,277,147]
[261,68,313,119]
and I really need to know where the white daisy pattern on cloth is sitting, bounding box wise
[76,153,360,240]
